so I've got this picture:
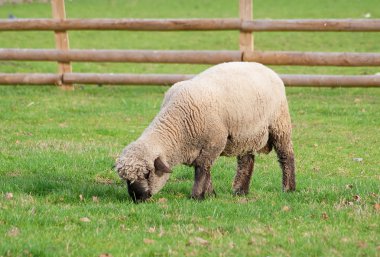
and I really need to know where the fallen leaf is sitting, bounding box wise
[374,203,380,211]
[321,212,329,220]
[99,254,113,257]
[80,217,91,223]
[345,184,353,189]
[353,195,361,202]
[59,122,68,128]
[190,237,209,246]
[120,224,128,231]
[148,227,156,233]
[282,206,291,212]
[92,196,99,203]
[143,238,155,244]
[228,242,235,249]
[357,241,367,248]
[158,227,165,237]
[158,198,167,203]
[5,192,13,200]
[79,194,84,201]
[198,227,205,232]
[7,227,20,237]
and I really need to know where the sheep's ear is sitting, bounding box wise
[154,157,171,177]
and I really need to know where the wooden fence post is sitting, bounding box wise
[239,0,253,55]
[51,0,73,89]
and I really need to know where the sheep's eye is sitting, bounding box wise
[144,172,150,180]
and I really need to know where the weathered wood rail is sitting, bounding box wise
[1,18,380,31]
[1,73,379,87]
[0,0,379,88]
[1,49,380,66]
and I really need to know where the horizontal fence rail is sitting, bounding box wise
[0,18,242,31]
[0,73,379,87]
[243,51,380,66]
[242,19,380,32]
[280,75,380,87]
[1,49,380,66]
[0,73,61,85]
[0,49,242,64]
[64,73,194,85]
[0,0,379,88]
[1,18,380,31]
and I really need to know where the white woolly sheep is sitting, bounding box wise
[116,62,295,202]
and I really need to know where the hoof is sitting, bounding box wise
[191,193,205,201]
[283,186,296,192]
[206,188,217,198]
[233,188,249,196]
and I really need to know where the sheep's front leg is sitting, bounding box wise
[191,163,215,200]
[191,134,227,200]
[233,154,254,195]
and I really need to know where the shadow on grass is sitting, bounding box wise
[0,173,131,203]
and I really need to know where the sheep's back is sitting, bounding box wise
[163,62,287,156]
[188,62,285,124]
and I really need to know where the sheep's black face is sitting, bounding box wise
[116,153,171,203]
[127,180,152,203]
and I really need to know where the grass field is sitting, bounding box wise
[0,0,379,256]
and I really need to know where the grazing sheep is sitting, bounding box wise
[116,62,295,202]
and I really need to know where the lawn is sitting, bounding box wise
[0,0,379,256]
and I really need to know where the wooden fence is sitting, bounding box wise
[0,0,379,89]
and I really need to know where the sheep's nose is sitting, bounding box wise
[127,181,151,203]
[133,191,152,203]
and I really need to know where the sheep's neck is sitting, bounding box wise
[141,111,186,167]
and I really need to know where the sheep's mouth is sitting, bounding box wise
[127,180,152,203]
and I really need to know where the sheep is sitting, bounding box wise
[116,62,295,202]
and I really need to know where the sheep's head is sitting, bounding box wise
[115,144,171,203]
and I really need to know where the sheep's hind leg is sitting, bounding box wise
[233,154,254,195]
[275,140,295,192]
[274,140,295,192]
[271,105,296,192]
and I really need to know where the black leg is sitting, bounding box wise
[191,164,215,200]
[233,154,254,195]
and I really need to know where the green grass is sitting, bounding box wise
[0,0,380,256]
